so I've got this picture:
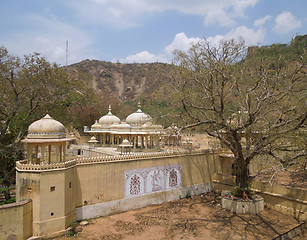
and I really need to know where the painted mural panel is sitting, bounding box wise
[125,164,182,197]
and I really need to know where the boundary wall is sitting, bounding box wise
[15,150,222,237]
[0,199,32,240]
[8,151,307,238]
[213,173,307,221]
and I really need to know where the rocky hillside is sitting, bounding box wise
[68,34,306,108]
[64,34,306,125]
[66,60,173,106]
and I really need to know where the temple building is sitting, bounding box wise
[85,102,163,152]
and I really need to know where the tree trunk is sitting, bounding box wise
[233,156,249,189]
[4,189,11,201]
[1,187,11,201]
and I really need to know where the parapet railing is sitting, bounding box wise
[16,149,212,171]
[16,159,77,171]
[76,151,183,164]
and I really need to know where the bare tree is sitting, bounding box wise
[169,39,306,189]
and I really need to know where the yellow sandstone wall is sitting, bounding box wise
[16,166,76,236]
[0,199,32,240]
[13,151,307,238]
[74,152,220,207]
[15,151,222,237]
[251,181,307,221]
[213,172,307,221]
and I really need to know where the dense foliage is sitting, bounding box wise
[0,47,96,195]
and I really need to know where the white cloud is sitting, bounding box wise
[225,26,265,46]
[254,15,271,27]
[116,50,169,63]
[165,33,202,54]
[206,35,228,46]
[204,9,236,27]
[274,11,302,34]
[165,27,264,56]
[123,26,264,64]
[71,0,258,28]
[107,7,122,18]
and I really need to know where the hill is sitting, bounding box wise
[65,60,173,123]
[65,34,306,125]
[67,60,172,101]
[247,34,307,60]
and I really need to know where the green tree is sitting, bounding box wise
[168,39,306,189]
[0,47,93,195]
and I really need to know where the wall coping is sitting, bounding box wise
[16,150,215,172]
[213,173,307,204]
[0,199,31,209]
[16,159,77,172]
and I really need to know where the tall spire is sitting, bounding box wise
[107,104,112,115]
[136,100,142,113]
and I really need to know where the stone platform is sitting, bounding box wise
[221,191,264,214]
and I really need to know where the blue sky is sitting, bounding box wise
[1,0,306,65]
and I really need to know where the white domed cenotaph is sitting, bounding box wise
[22,114,72,164]
[85,102,163,152]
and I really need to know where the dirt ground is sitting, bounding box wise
[53,192,305,240]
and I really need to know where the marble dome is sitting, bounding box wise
[27,114,66,139]
[98,105,121,127]
[111,122,131,132]
[126,103,152,126]
[91,120,101,130]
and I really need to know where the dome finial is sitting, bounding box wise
[108,104,112,113]
[137,100,141,109]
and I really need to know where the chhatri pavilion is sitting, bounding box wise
[85,102,163,152]
[21,114,73,164]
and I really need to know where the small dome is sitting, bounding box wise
[142,122,153,129]
[88,136,98,143]
[126,102,152,126]
[91,120,101,130]
[98,105,120,127]
[142,122,163,132]
[118,122,131,129]
[108,123,120,131]
[113,122,131,132]
[27,114,66,139]
[119,139,132,147]
[122,139,130,145]
[110,122,121,129]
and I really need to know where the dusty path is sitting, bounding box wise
[53,192,305,240]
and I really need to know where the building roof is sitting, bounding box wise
[91,120,101,129]
[27,114,66,139]
[88,136,99,143]
[125,102,152,126]
[119,139,133,147]
[88,102,162,135]
[98,105,121,127]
